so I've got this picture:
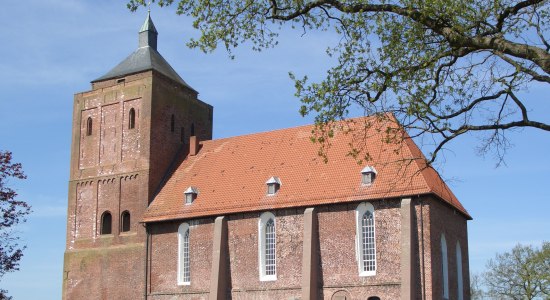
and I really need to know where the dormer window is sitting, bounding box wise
[184,186,198,204]
[361,166,377,185]
[265,177,281,195]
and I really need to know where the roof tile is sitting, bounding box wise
[143,116,471,222]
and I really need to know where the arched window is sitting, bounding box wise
[100,211,112,235]
[456,241,464,300]
[120,211,131,232]
[191,123,195,136]
[86,117,93,136]
[356,202,376,276]
[171,114,175,132]
[259,212,276,281]
[178,223,190,285]
[128,108,135,129]
[265,219,276,275]
[181,127,185,143]
[441,233,449,299]
[367,297,381,300]
[331,290,351,299]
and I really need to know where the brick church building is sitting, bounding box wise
[63,13,472,300]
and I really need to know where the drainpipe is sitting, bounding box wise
[144,223,149,300]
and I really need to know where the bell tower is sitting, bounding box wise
[63,12,213,300]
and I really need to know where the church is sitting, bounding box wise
[63,13,472,300]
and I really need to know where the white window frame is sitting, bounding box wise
[258,212,277,281]
[177,223,191,285]
[441,233,449,299]
[360,166,377,186]
[456,241,463,300]
[362,172,374,185]
[267,183,278,195]
[183,186,198,205]
[265,176,281,195]
[355,202,376,276]
[185,193,194,204]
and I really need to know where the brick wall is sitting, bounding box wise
[415,196,432,299]
[122,99,142,161]
[228,210,303,297]
[148,71,213,204]
[427,196,471,300]
[317,201,402,299]
[145,197,470,300]
[149,219,214,298]
[64,70,213,300]
[70,72,153,180]
[79,108,99,168]
[63,243,145,300]
[147,199,420,299]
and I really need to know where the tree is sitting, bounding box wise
[470,272,486,300]
[0,151,30,300]
[483,242,550,300]
[128,0,549,165]
[536,242,550,297]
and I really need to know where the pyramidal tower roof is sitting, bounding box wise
[92,12,195,91]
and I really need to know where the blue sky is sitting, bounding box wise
[1,1,549,299]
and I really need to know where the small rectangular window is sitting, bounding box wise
[121,211,131,232]
[185,194,194,204]
[362,173,372,185]
[86,117,93,136]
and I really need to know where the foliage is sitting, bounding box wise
[128,0,550,164]
[482,242,550,299]
[0,151,30,300]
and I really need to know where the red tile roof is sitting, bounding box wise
[143,116,471,222]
